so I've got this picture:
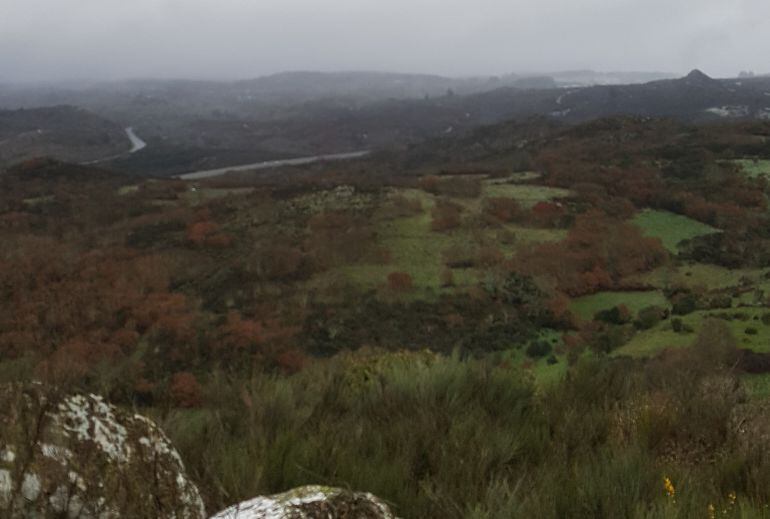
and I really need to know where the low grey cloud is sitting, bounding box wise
[1,0,767,81]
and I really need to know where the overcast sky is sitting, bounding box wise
[1,0,768,82]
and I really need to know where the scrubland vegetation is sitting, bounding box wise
[2,115,770,517]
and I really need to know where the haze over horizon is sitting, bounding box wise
[1,0,768,82]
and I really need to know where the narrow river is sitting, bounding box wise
[125,127,147,153]
[176,150,370,180]
[81,127,147,164]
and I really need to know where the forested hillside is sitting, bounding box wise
[2,115,770,516]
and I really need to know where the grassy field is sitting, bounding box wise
[735,159,770,178]
[632,209,720,253]
[628,264,767,291]
[312,186,567,299]
[615,307,770,358]
[482,182,571,208]
[570,290,669,321]
[499,328,568,387]
[485,171,541,184]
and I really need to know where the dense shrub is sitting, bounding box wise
[387,271,414,292]
[420,175,482,198]
[635,305,666,330]
[594,304,632,325]
[672,318,684,333]
[431,200,463,232]
[169,371,203,408]
[515,211,667,296]
[483,197,521,223]
[671,292,699,316]
[526,340,552,358]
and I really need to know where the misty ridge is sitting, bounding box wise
[2,67,770,177]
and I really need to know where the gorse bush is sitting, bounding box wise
[159,344,770,518]
[163,354,544,517]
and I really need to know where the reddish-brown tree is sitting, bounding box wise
[169,371,203,408]
[387,272,414,291]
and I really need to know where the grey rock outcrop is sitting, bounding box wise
[0,383,205,518]
[210,485,397,519]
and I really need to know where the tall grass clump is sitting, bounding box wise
[160,353,545,516]
[158,337,770,517]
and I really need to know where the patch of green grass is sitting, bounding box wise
[313,211,479,299]
[570,291,669,321]
[614,324,695,358]
[735,159,770,178]
[117,185,139,196]
[180,187,256,204]
[482,183,571,208]
[485,171,542,184]
[629,264,766,291]
[22,195,55,206]
[499,329,569,387]
[314,186,568,300]
[479,224,566,259]
[616,308,770,358]
[632,209,720,253]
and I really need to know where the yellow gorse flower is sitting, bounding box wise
[707,503,715,519]
[663,476,675,499]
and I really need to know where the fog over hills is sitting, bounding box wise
[3,69,770,174]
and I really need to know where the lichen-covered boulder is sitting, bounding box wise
[210,485,397,519]
[0,383,205,518]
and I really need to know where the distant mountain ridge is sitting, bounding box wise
[3,69,770,175]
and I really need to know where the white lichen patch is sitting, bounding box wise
[40,443,73,463]
[209,485,396,519]
[132,414,206,518]
[0,469,12,507]
[21,473,41,501]
[1,385,206,518]
[0,447,15,463]
[55,394,130,462]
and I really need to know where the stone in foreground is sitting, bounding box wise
[0,383,205,518]
[210,485,396,519]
